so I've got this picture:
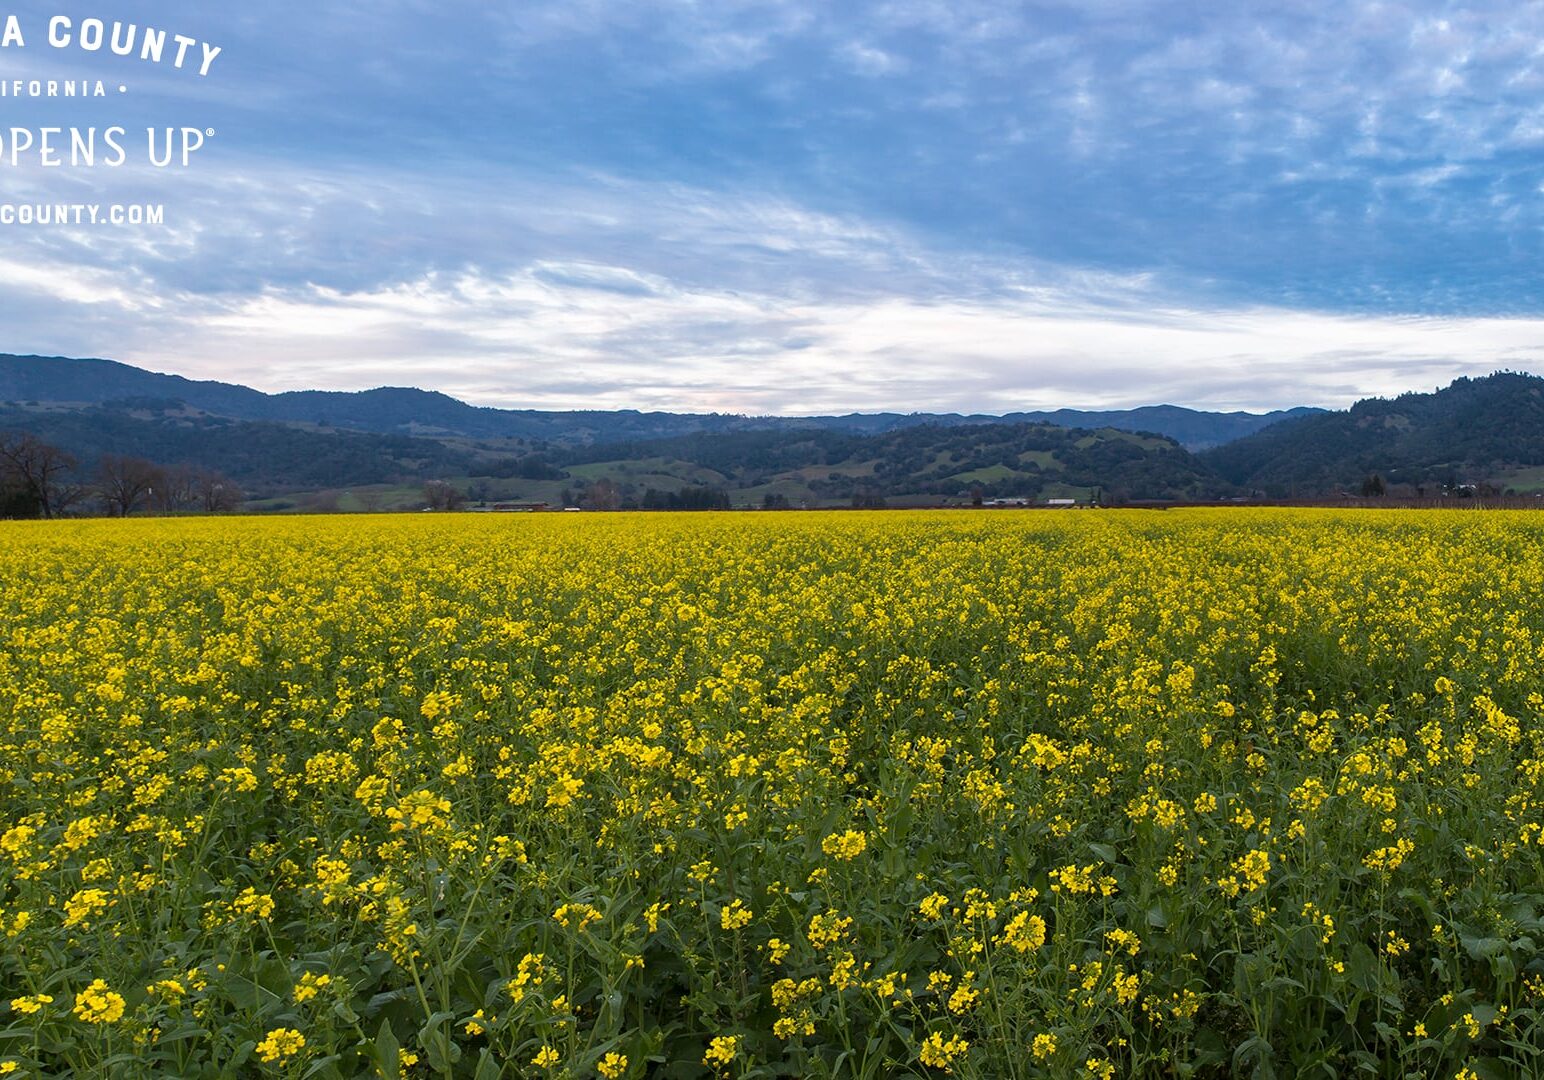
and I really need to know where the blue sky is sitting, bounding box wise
[3,0,1544,413]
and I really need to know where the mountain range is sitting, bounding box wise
[0,354,1316,450]
[2,353,1543,510]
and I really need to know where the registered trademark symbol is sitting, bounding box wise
[205,128,215,137]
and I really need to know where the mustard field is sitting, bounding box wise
[4,510,1544,1079]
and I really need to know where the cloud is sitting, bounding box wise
[5,0,1544,410]
[8,214,1544,416]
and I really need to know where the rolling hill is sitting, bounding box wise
[553,422,1228,507]
[1202,372,1544,495]
[0,353,1315,450]
[0,393,1230,508]
[16,355,1544,511]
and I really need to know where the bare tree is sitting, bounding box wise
[423,480,466,511]
[96,454,164,517]
[154,464,201,512]
[0,432,78,518]
[198,471,243,512]
[305,490,342,514]
[585,478,620,512]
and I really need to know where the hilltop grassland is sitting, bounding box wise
[4,510,1544,1078]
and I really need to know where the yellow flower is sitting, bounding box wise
[1105,929,1142,956]
[1236,850,1271,891]
[72,980,125,1024]
[419,689,458,719]
[947,983,980,1014]
[255,1027,306,1064]
[554,902,602,931]
[999,912,1047,953]
[807,909,852,949]
[821,829,868,861]
[10,994,52,1015]
[385,789,452,833]
[532,1046,560,1068]
[1032,1033,1058,1061]
[311,857,353,905]
[720,899,753,931]
[219,766,259,792]
[545,773,585,809]
[231,887,276,921]
[597,1051,628,1078]
[919,1031,968,1071]
[506,952,550,1003]
[0,825,35,859]
[293,972,331,1003]
[62,887,111,928]
[147,979,186,1003]
[703,1035,740,1069]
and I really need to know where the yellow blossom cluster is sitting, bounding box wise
[2,509,1544,1075]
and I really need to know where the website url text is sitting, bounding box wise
[0,203,165,226]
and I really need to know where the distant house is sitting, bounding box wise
[1046,498,1077,507]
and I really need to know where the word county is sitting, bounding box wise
[0,16,221,76]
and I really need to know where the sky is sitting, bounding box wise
[3,0,1544,415]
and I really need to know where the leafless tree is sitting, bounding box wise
[96,454,165,517]
[424,479,466,511]
[305,490,342,514]
[0,432,78,518]
[154,464,202,512]
[198,471,243,512]
[585,478,620,511]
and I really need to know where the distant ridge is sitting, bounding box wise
[12,356,1544,509]
[0,354,1319,450]
[1201,371,1544,494]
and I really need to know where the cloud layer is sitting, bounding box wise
[3,0,1544,411]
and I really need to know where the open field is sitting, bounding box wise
[4,510,1544,1077]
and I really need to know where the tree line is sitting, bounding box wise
[0,432,243,519]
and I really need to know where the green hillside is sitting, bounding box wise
[1203,372,1544,495]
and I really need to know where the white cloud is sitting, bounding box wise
[8,0,1544,415]
[10,241,1542,415]
[842,42,904,76]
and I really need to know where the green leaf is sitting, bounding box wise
[474,1048,504,1080]
[419,1012,462,1072]
[1491,951,1517,985]
[373,1018,401,1079]
[1461,935,1508,961]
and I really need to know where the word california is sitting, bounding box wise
[0,127,209,168]
[0,15,221,76]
